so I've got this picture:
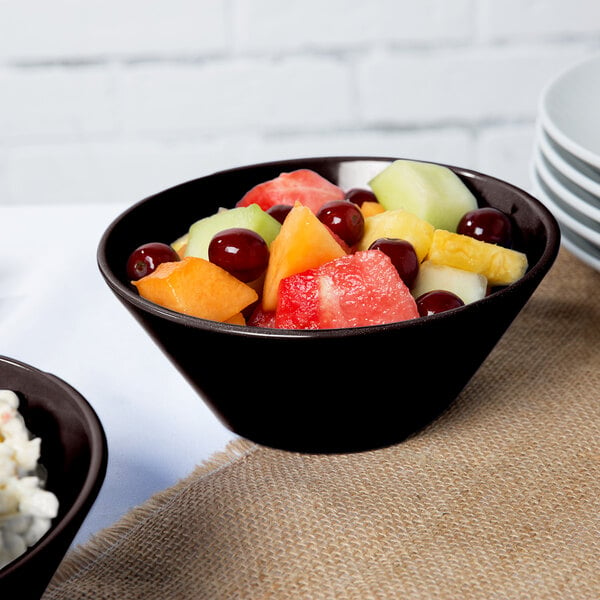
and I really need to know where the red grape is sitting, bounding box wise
[266,204,293,224]
[457,207,513,247]
[416,290,465,317]
[345,188,377,206]
[127,242,179,281]
[368,238,419,288]
[316,200,365,246]
[208,228,269,282]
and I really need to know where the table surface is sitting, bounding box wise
[0,203,236,547]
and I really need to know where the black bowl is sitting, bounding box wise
[98,157,560,453]
[0,356,107,598]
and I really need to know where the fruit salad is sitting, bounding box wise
[0,390,59,569]
[126,160,528,329]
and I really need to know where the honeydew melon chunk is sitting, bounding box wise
[428,229,528,286]
[356,209,434,263]
[368,159,478,232]
[411,261,487,305]
[184,204,281,260]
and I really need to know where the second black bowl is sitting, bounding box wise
[0,356,107,598]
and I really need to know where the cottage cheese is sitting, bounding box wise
[0,390,59,569]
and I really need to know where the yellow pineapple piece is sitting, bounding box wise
[171,232,189,258]
[427,229,528,286]
[356,209,435,262]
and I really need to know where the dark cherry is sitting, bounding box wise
[345,188,377,207]
[416,290,465,317]
[457,207,513,248]
[266,204,293,224]
[126,242,180,281]
[316,200,365,246]
[368,238,419,288]
[208,228,269,282]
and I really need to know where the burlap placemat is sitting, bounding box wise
[44,248,600,600]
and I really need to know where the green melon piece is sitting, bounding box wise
[184,204,281,260]
[368,159,478,232]
[411,261,487,305]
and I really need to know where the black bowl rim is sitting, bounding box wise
[97,155,561,339]
[0,355,108,579]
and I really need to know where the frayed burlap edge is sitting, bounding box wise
[48,438,258,588]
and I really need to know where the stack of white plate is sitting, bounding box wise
[531,53,600,272]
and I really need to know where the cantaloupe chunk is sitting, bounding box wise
[427,229,528,286]
[359,201,386,218]
[132,256,258,322]
[262,202,347,311]
[224,312,246,325]
[356,209,435,262]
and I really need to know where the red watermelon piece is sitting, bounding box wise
[275,270,320,329]
[236,169,345,214]
[275,250,419,329]
[247,303,277,328]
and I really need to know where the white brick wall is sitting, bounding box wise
[233,0,474,51]
[0,1,228,60]
[1,0,599,205]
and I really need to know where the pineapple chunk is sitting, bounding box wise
[171,232,189,258]
[357,209,435,263]
[427,229,528,286]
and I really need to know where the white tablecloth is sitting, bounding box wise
[0,203,236,547]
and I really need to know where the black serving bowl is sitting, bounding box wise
[98,157,560,453]
[0,356,107,598]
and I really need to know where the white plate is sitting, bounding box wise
[560,222,600,273]
[530,164,600,248]
[536,124,600,198]
[533,142,600,223]
[539,53,600,170]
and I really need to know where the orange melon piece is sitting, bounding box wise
[224,312,246,325]
[262,202,347,311]
[427,229,528,286]
[133,256,258,321]
[360,201,386,218]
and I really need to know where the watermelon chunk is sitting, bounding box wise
[275,250,419,329]
[236,169,345,214]
[247,303,277,328]
[275,271,320,329]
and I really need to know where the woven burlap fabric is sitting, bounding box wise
[43,248,600,600]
